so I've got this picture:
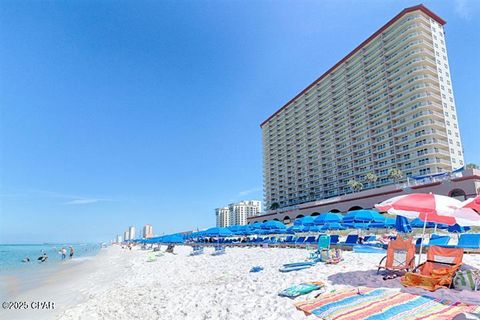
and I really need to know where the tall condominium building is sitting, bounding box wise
[123,230,130,241]
[128,226,136,240]
[261,5,464,210]
[216,200,262,227]
[142,224,154,238]
[215,207,230,227]
[116,234,123,243]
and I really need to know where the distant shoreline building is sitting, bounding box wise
[128,226,136,240]
[261,5,464,211]
[116,234,122,243]
[216,200,261,227]
[142,224,153,238]
[123,230,130,242]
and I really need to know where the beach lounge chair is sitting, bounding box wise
[212,245,225,255]
[165,244,175,254]
[304,236,317,246]
[190,245,204,256]
[377,236,415,275]
[401,246,463,291]
[330,235,339,245]
[295,237,306,246]
[449,234,480,251]
[416,234,451,248]
[339,234,359,246]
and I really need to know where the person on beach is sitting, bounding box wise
[61,247,67,260]
[69,246,74,259]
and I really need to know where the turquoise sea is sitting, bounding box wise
[0,243,102,300]
[0,243,101,271]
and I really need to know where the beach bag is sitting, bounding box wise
[453,270,480,291]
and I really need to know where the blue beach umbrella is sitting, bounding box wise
[314,213,343,225]
[342,210,385,224]
[250,222,263,230]
[262,221,287,230]
[294,216,315,226]
[288,225,306,233]
[395,216,412,233]
[320,222,346,231]
[204,227,234,237]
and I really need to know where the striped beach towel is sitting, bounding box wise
[295,287,480,320]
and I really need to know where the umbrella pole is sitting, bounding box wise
[417,212,428,265]
[434,224,437,234]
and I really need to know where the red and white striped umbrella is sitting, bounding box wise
[375,193,480,226]
[459,195,480,213]
[376,193,480,264]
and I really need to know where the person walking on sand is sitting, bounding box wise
[69,246,74,259]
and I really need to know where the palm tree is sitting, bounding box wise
[388,168,404,185]
[347,179,364,193]
[466,163,479,170]
[365,172,378,188]
[270,202,280,210]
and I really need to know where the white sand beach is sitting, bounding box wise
[3,245,480,320]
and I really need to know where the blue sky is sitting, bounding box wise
[1,0,479,243]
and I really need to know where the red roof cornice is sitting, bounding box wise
[260,4,446,127]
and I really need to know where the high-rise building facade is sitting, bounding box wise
[216,207,230,227]
[142,224,154,238]
[261,5,464,210]
[216,200,261,227]
[123,230,130,241]
[116,234,123,243]
[128,226,136,241]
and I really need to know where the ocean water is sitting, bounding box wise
[0,243,103,300]
[0,243,101,271]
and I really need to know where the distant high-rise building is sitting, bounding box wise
[128,226,136,240]
[216,200,261,227]
[261,5,464,210]
[215,207,230,227]
[116,234,122,243]
[123,230,129,241]
[142,224,153,238]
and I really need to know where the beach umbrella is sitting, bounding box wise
[204,227,234,237]
[375,193,480,264]
[250,222,263,230]
[288,225,306,233]
[261,221,287,230]
[319,222,346,231]
[294,216,315,226]
[342,210,385,224]
[459,195,480,212]
[161,234,184,244]
[410,218,436,229]
[314,213,343,225]
[394,216,412,233]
